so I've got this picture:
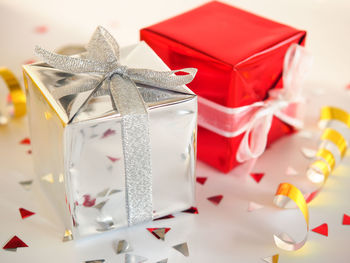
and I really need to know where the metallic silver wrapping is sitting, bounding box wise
[23,41,197,239]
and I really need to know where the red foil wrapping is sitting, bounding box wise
[140,1,306,173]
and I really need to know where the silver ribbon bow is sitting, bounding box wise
[35,26,197,226]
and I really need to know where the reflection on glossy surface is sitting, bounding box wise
[23,43,197,239]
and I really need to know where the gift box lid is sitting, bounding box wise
[142,1,305,66]
[23,42,195,125]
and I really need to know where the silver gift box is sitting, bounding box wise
[23,41,197,239]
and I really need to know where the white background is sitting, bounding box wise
[0,0,350,262]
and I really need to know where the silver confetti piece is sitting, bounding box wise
[172,242,189,257]
[114,240,132,254]
[156,259,168,263]
[97,188,109,197]
[84,260,105,263]
[152,228,168,241]
[108,189,122,196]
[301,147,317,159]
[19,180,33,190]
[94,200,107,211]
[96,217,115,232]
[125,254,147,263]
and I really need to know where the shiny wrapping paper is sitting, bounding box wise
[140,1,307,173]
[23,42,197,238]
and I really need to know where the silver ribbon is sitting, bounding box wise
[35,26,197,226]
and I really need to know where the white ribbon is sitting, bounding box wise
[197,44,312,163]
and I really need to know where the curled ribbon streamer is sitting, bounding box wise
[305,107,349,200]
[34,26,197,226]
[197,43,312,163]
[0,67,26,119]
[273,183,309,251]
[273,106,350,251]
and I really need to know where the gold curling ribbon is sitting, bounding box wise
[273,183,309,251]
[320,106,350,128]
[0,67,26,118]
[273,106,350,251]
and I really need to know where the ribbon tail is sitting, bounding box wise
[127,68,197,93]
[109,75,153,225]
[236,112,273,163]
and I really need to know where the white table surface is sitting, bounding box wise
[0,0,350,262]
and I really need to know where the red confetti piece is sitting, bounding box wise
[82,194,96,207]
[346,84,350,90]
[342,214,350,225]
[19,208,35,219]
[182,206,198,214]
[207,195,223,205]
[311,223,328,237]
[3,236,28,250]
[101,129,116,139]
[34,25,48,34]
[154,214,174,221]
[107,156,120,163]
[20,138,31,145]
[250,173,264,183]
[147,228,171,240]
[196,177,207,185]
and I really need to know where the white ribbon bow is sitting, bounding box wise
[197,44,312,163]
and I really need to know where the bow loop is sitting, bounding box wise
[236,44,310,163]
[86,26,120,65]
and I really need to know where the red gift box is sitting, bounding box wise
[140,1,306,173]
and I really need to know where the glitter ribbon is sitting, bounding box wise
[0,67,26,120]
[35,26,197,226]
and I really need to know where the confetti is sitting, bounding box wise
[27,150,32,154]
[196,177,207,185]
[96,217,115,232]
[247,201,264,212]
[311,223,328,237]
[62,229,73,242]
[182,206,198,214]
[262,254,279,263]
[286,166,298,176]
[107,156,120,163]
[114,240,132,254]
[156,260,168,263]
[82,195,96,207]
[108,189,122,196]
[250,173,264,183]
[20,137,31,145]
[172,242,189,257]
[35,25,48,34]
[101,129,116,139]
[97,188,109,197]
[94,201,107,211]
[19,180,33,190]
[85,260,105,263]
[301,147,317,159]
[342,214,350,225]
[154,214,174,221]
[19,208,35,219]
[147,228,171,241]
[3,236,28,251]
[41,173,54,183]
[346,83,350,90]
[207,195,223,205]
[125,254,147,263]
